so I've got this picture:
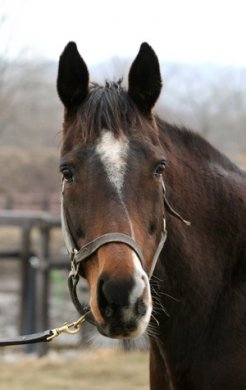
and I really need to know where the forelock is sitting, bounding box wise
[72,81,154,143]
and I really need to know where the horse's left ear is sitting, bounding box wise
[128,42,162,114]
[57,41,89,110]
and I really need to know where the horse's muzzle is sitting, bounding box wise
[95,269,152,339]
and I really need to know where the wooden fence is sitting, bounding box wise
[0,209,145,355]
[0,193,60,215]
[0,210,68,356]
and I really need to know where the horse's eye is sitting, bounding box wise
[61,167,74,183]
[154,160,166,178]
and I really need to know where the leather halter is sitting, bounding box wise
[62,179,190,321]
[61,181,169,320]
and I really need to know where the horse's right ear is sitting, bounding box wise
[57,42,89,110]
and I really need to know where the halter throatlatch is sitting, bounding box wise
[162,181,191,226]
[61,180,190,320]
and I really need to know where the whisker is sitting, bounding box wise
[151,313,160,327]
[151,275,164,283]
[158,291,181,302]
[151,292,170,318]
[152,300,165,309]
[153,304,170,318]
[147,323,160,338]
[152,306,164,315]
[147,328,159,339]
[150,280,161,289]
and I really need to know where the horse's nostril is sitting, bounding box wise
[103,305,113,318]
[102,303,119,318]
[97,273,122,319]
[136,298,147,316]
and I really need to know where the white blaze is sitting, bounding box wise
[96,130,152,337]
[96,130,129,193]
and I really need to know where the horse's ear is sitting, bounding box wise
[57,42,89,110]
[128,42,162,113]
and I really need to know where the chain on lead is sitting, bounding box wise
[47,314,87,341]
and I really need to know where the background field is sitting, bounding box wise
[0,349,149,390]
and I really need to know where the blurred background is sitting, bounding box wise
[0,0,245,388]
[1,0,246,199]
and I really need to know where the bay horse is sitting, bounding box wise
[57,42,246,389]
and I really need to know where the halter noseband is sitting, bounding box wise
[61,180,190,322]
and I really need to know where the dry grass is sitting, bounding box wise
[0,349,149,390]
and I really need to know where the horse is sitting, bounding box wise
[57,42,246,389]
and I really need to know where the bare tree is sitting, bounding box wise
[156,63,246,156]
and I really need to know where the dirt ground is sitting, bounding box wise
[0,348,149,390]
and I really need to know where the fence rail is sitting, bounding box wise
[0,193,60,215]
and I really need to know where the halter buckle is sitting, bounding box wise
[70,249,79,277]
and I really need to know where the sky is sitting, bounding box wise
[1,0,246,68]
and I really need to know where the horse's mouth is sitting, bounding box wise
[97,322,140,339]
[94,310,151,340]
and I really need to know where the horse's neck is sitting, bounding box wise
[159,121,246,286]
[154,122,246,368]
[159,121,245,239]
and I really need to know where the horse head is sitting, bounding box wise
[57,42,166,339]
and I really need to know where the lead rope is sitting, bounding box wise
[0,312,88,346]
